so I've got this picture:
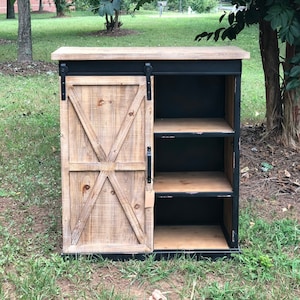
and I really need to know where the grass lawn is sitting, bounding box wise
[0,10,299,299]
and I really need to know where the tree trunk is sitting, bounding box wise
[17,0,33,62]
[113,10,119,30]
[282,43,300,148]
[55,0,66,17]
[259,20,282,133]
[7,0,15,19]
[39,0,43,12]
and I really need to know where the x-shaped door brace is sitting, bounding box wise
[68,85,147,246]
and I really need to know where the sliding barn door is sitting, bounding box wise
[60,76,154,254]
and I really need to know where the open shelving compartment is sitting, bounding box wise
[152,73,239,254]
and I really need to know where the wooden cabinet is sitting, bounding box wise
[51,47,249,258]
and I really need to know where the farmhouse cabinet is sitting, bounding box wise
[51,47,249,258]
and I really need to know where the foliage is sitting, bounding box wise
[195,0,300,146]
[98,0,121,16]
[54,0,69,16]
[189,0,218,13]
[135,0,218,12]
[195,1,300,62]
[286,52,300,90]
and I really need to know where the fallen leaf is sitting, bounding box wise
[149,289,167,300]
[284,170,291,178]
[241,166,249,173]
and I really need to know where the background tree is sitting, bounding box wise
[17,0,32,62]
[195,0,300,147]
[7,0,15,19]
[89,0,122,31]
[54,0,68,16]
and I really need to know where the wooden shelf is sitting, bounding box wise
[154,118,234,134]
[154,172,232,194]
[154,225,229,250]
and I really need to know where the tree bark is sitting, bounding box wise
[113,10,119,30]
[17,0,33,62]
[55,0,66,17]
[259,20,282,133]
[39,0,43,12]
[282,43,300,148]
[7,0,15,19]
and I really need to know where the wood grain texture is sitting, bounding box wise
[51,46,250,61]
[154,118,234,134]
[61,75,154,253]
[154,226,229,250]
[154,172,233,193]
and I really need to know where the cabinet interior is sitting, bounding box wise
[153,74,236,250]
[154,197,233,250]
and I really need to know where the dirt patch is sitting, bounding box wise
[0,39,14,45]
[240,124,300,222]
[0,61,57,76]
[88,29,139,37]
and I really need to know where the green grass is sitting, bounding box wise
[0,11,265,121]
[0,11,299,299]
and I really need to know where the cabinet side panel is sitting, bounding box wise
[223,197,233,242]
[225,76,235,129]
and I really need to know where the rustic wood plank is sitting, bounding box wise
[68,162,145,171]
[60,91,72,250]
[68,87,107,161]
[154,118,234,134]
[108,172,146,245]
[144,76,154,250]
[71,171,108,245]
[154,172,232,193]
[66,243,152,254]
[67,76,153,250]
[107,80,146,161]
[154,225,229,250]
[52,46,250,61]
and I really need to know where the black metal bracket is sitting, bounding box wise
[147,146,151,183]
[144,63,153,100]
[59,63,69,100]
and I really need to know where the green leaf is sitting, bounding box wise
[265,0,273,6]
[236,10,245,24]
[286,79,300,91]
[194,32,208,41]
[289,65,300,78]
[289,20,300,38]
[207,32,213,40]
[219,12,226,23]
[290,54,300,64]
[228,12,235,25]
[214,28,225,41]
[221,27,237,41]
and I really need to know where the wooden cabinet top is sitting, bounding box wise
[51,46,250,61]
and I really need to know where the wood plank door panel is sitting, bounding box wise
[61,76,154,254]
